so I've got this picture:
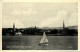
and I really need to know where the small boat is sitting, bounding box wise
[39,32,49,45]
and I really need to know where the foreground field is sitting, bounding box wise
[2,36,78,50]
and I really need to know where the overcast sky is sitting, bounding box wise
[2,2,78,28]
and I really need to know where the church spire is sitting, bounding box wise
[13,22,15,35]
[35,25,36,29]
[13,22,15,29]
[63,20,65,29]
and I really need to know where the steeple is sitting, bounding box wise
[63,20,65,29]
[35,25,36,29]
[13,22,15,29]
[13,22,15,35]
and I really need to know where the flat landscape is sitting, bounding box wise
[2,36,78,50]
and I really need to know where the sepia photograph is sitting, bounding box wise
[2,2,78,50]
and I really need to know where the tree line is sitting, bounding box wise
[2,28,78,36]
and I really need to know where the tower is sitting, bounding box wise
[62,20,66,35]
[13,23,15,35]
[35,25,36,29]
[63,20,65,29]
[13,23,15,31]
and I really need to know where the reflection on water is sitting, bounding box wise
[2,36,78,50]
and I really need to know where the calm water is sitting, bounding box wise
[2,36,78,50]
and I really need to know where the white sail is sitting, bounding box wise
[39,32,48,44]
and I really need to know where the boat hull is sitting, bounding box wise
[39,42,49,46]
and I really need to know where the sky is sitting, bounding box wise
[2,2,78,28]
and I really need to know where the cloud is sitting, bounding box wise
[12,9,37,15]
[3,16,25,28]
[66,12,78,26]
[39,10,77,27]
[39,10,68,27]
[2,3,77,28]
[14,20,25,28]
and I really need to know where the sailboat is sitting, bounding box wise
[39,32,49,45]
